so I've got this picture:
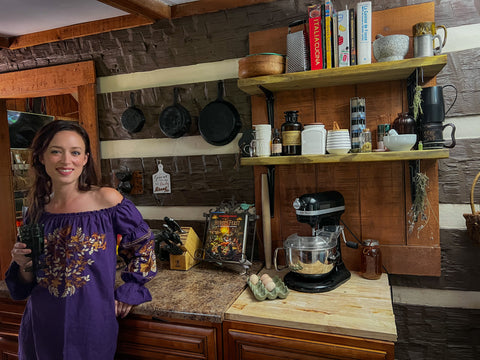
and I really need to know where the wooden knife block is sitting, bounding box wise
[169,227,202,271]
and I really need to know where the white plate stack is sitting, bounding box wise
[326,129,351,155]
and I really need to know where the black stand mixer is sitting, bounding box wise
[281,191,357,293]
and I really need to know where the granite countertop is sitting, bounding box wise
[118,260,261,323]
[0,260,262,324]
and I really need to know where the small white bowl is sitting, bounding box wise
[327,148,350,155]
[384,134,417,151]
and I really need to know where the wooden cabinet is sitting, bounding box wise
[223,320,394,360]
[116,315,222,360]
[0,297,25,359]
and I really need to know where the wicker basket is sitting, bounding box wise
[463,171,480,243]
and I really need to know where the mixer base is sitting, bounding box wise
[284,263,351,293]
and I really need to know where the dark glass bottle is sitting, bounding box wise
[281,111,302,155]
[271,128,282,156]
[393,112,416,134]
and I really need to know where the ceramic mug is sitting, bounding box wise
[420,85,457,123]
[414,33,443,57]
[412,22,447,47]
[248,139,271,157]
[420,122,456,149]
[253,124,271,141]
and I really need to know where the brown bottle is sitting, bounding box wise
[393,112,416,134]
[281,111,302,155]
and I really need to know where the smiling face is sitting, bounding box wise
[41,130,89,188]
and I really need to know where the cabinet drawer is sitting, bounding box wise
[0,298,25,339]
[116,316,219,360]
[223,321,394,360]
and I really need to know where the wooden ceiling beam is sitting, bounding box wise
[98,0,171,19]
[0,36,11,49]
[171,0,276,18]
[8,14,154,50]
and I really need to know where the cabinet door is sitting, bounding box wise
[116,316,220,360]
[0,298,25,360]
[0,337,19,360]
[223,321,394,360]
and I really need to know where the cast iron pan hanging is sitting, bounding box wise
[121,92,145,133]
[158,87,192,138]
[198,80,242,146]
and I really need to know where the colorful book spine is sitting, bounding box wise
[308,4,323,70]
[321,4,326,68]
[356,1,372,65]
[349,8,357,66]
[324,1,333,69]
[332,10,339,68]
[337,8,350,67]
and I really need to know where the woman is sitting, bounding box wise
[6,120,157,359]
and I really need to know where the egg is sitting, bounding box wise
[249,274,259,285]
[260,274,272,283]
[265,281,276,292]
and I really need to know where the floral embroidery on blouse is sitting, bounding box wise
[118,229,157,278]
[38,225,107,298]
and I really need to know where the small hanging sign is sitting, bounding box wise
[152,161,171,194]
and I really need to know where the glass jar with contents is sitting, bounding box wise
[360,239,382,280]
[281,110,302,155]
[360,128,372,152]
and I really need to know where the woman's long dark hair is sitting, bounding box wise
[27,120,99,223]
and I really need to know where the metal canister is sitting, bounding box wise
[360,239,382,280]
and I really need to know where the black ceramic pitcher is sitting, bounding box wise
[420,84,457,123]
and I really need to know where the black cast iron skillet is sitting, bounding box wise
[198,80,242,146]
[158,87,192,138]
[121,92,145,133]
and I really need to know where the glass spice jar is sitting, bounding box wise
[360,239,382,280]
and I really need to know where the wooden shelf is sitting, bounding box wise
[240,149,449,166]
[237,55,447,95]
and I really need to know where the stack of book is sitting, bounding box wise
[307,1,372,71]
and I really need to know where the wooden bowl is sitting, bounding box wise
[238,53,285,79]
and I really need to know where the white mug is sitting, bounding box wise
[253,124,272,141]
[414,34,443,57]
[249,139,271,157]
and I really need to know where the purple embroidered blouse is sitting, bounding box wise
[5,198,157,360]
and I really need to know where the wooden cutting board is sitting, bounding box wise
[225,269,397,342]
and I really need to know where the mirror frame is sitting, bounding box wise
[0,61,99,279]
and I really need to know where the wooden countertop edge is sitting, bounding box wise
[224,312,397,342]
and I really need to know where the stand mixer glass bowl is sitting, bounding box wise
[274,227,342,276]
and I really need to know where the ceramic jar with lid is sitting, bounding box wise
[301,123,326,155]
[393,112,416,134]
[281,110,302,155]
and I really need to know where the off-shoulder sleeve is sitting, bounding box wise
[113,198,157,305]
[5,261,36,300]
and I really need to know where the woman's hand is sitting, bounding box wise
[115,300,133,318]
[11,242,34,283]
[11,242,32,271]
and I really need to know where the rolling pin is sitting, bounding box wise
[261,173,272,269]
